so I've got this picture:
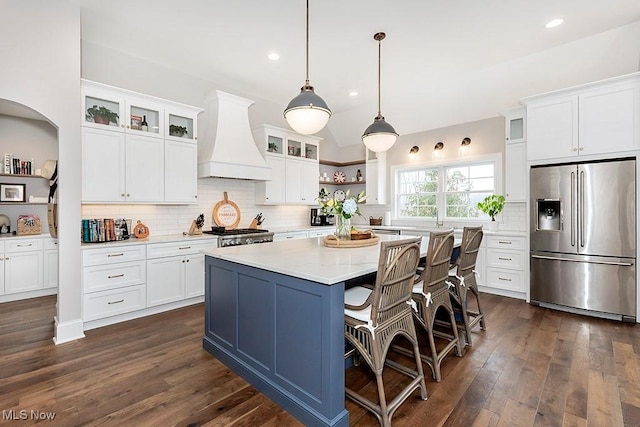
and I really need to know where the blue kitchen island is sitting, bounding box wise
[202,235,430,427]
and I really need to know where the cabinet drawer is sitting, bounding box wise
[486,268,525,293]
[147,239,215,259]
[6,238,42,252]
[273,231,308,241]
[486,249,524,270]
[82,244,146,266]
[83,261,146,293]
[83,284,146,321]
[308,229,331,238]
[486,235,525,251]
[43,238,59,250]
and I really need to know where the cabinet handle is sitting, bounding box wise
[107,253,124,257]
[16,243,33,247]
[107,299,125,305]
[5,257,8,260]
[179,246,191,250]
[498,257,512,261]
[498,277,512,281]
[108,273,124,279]
[498,241,512,244]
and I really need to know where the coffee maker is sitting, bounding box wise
[310,208,335,226]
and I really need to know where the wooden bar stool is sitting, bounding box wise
[344,237,427,427]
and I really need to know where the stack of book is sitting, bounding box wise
[81,218,132,243]
[3,153,33,175]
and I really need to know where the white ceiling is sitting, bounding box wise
[79,0,640,145]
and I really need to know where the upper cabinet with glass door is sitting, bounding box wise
[82,80,163,139]
[286,135,319,161]
[502,107,526,144]
[165,104,200,144]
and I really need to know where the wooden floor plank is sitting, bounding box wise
[1,294,640,427]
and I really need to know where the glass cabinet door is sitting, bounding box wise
[304,141,318,160]
[287,138,303,158]
[127,100,162,138]
[267,134,284,154]
[84,92,124,131]
[167,113,195,141]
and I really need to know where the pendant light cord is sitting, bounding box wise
[377,36,381,116]
[305,0,310,86]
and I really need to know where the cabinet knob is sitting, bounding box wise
[126,193,130,197]
[579,147,584,151]
[506,137,510,140]
[121,193,125,197]
[573,148,578,152]
[121,124,125,128]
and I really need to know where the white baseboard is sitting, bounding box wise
[53,316,85,345]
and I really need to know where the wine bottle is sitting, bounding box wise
[141,115,148,131]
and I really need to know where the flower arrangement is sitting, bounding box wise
[317,188,367,219]
[317,188,368,239]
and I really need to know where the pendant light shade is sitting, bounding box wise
[284,0,331,135]
[362,32,397,152]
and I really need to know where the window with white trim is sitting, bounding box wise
[395,158,498,220]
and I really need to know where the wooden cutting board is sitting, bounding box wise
[212,192,241,229]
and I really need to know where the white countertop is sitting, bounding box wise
[204,234,437,285]
[269,224,526,237]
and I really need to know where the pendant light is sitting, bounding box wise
[362,32,398,152]
[283,0,331,135]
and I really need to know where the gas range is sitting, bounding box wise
[202,228,274,247]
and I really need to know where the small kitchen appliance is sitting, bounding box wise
[310,208,335,226]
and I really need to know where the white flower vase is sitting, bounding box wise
[335,216,351,240]
[488,220,499,232]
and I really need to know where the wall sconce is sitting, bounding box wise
[432,141,444,158]
[408,145,419,159]
[459,137,471,155]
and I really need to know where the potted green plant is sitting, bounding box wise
[85,105,119,125]
[477,194,505,231]
[169,124,188,137]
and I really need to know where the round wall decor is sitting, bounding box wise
[333,171,346,183]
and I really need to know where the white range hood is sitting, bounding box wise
[197,90,271,181]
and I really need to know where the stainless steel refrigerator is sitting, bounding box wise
[530,158,636,321]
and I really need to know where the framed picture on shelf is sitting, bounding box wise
[130,114,142,130]
[0,183,26,202]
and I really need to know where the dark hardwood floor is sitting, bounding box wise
[1,293,639,426]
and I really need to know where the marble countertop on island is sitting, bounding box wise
[204,234,435,285]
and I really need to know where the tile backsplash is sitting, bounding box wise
[81,178,311,236]
[81,179,528,236]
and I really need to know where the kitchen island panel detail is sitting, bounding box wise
[204,256,349,427]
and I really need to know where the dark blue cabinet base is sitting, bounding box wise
[203,256,349,427]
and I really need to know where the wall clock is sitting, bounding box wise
[333,189,346,201]
[333,171,346,183]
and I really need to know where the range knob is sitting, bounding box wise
[245,238,254,245]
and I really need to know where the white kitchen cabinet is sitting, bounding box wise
[146,240,212,307]
[82,79,202,204]
[525,73,639,162]
[308,229,332,238]
[482,235,526,298]
[273,231,309,241]
[4,238,43,294]
[0,241,4,295]
[503,107,526,144]
[366,150,387,204]
[285,158,319,204]
[254,125,321,205]
[164,139,198,203]
[256,155,285,204]
[43,238,58,289]
[504,142,527,202]
[82,244,147,321]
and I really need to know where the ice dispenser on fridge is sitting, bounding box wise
[536,199,561,231]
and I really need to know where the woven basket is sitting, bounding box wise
[369,216,382,226]
[17,215,41,235]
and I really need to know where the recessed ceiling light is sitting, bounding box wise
[349,91,358,97]
[545,18,564,29]
[267,52,280,61]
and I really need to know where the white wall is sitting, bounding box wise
[0,1,82,343]
[351,116,527,231]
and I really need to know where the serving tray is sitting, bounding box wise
[323,233,379,248]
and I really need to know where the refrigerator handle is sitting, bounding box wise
[531,254,634,267]
[580,170,584,248]
[570,171,575,246]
